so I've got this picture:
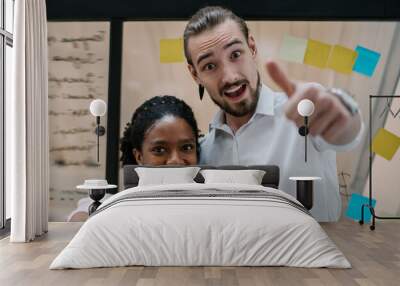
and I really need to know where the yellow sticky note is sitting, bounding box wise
[160,38,184,63]
[327,45,358,74]
[372,128,400,161]
[304,39,332,68]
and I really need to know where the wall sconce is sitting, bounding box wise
[297,99,315,162]
[89,99,107,162]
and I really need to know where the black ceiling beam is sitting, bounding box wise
[46,0,400,21]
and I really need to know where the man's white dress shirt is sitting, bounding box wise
[200,84,363,221]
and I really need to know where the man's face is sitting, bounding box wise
[187,20,260,117]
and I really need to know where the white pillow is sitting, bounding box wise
[200,169,266,185]
[135,167,201,186]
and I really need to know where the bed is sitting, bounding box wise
[50,165,350,269]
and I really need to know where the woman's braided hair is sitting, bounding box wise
[120,95,200,165]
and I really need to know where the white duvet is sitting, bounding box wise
[50,183,350,269]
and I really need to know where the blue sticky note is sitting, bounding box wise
[352,45,381,77]
[346,193,377,223]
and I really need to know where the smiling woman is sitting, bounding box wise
[120,95,200,166]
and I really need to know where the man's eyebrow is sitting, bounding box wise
[196,51,213,66]
[196,39,244,66]
[223,39,243,50]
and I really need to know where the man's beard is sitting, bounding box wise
[210,73,261,118]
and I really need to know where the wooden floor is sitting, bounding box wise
[0,220,399,286]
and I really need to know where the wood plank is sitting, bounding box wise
[0,220,399,286]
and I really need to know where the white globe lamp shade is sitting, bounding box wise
[89,99,107,117]
[297,99,314,117]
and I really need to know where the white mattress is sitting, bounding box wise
[50,183,351,269]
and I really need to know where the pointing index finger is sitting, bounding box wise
[265,60,296,97]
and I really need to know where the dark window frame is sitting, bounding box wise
[1,0,14,235]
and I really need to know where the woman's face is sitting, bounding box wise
[133,115,198,165]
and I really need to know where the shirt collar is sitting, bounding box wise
[209,84,275,130]
[254,84,275,117]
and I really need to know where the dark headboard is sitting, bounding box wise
[123,165,280,190]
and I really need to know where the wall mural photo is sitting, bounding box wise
[47,20,400,222]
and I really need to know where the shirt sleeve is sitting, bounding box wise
[311,111,365,152]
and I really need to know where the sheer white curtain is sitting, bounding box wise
[8,0,49,242]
